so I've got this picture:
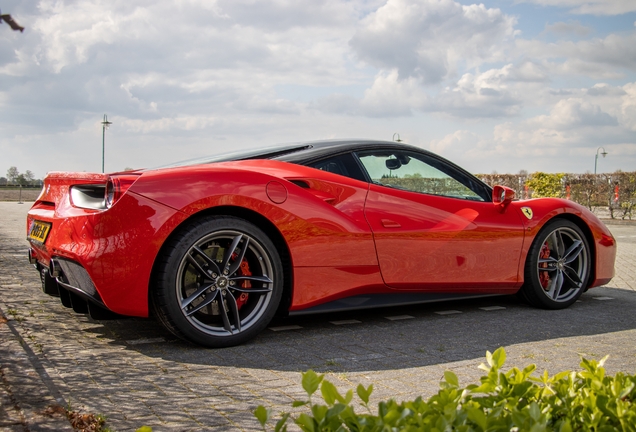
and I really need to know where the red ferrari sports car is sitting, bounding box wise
[26,140,616,347]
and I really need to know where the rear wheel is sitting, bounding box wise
[153,216,283,347]
[520,219,590,309]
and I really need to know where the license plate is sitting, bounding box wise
[28,220,52,244]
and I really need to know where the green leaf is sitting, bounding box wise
[553,370,571,382]
[295,413,316,432]
[382,406,401,425]
[254,405,270,427]
[492,347,506,369]
[136,427,153,432]
[599,354,609,368]
[542,369,550,384]
[325,403,346,421]
[356,384,373,404]
[444,370,459,388]
[466,407,487,430]
[301,370,324,397]
[619,381,635,400]
[311,404,328,423]
[485,350,494,368]
[558,419,573,432]
[275,413,290,432]
[292,400,309,407]
[321,380,339,405]
[522,364,537,378]
[529,402,541,421]
[343,389,353,405]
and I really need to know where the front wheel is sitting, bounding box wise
[520,219,590,309]
[152,216,283,347]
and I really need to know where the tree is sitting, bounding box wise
[24,170,35,185]
[6,166,19,184]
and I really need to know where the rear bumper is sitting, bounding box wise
[29,255,123,319]
[26,191,187,317]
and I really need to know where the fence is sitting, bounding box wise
[0,185,42,202]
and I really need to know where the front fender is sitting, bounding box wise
[511,198,616,288]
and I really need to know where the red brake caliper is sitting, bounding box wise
[233,254,252,309]
[539,243,551,290]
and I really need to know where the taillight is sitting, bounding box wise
[105,175,138,208]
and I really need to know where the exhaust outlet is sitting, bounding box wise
[27,248,37,265]
[50,259,61,277]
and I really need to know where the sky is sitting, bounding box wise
[1,0,635,179]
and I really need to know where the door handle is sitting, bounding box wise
[381,219,401,228]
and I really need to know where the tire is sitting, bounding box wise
[520,219,590,309]
[152,216,283,347]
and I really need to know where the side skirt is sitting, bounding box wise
[289,292,501,316]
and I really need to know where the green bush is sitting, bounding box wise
[255,348,636,431]
[526,173,566,198]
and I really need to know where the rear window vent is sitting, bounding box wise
[33,201,55,210]
[289,180,310,189]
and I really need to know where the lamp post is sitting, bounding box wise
[594,147,607,175]
[101,114,112,173]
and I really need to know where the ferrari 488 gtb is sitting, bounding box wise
[26,140,616,347]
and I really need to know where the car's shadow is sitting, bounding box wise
[82,286,636,373]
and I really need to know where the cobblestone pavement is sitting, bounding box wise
[1,201,635,431]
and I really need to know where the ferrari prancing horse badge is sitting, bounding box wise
[521,207,533,220]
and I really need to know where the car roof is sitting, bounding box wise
[151,139,429,170]
[272,139,433,164]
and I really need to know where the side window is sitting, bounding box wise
[356,150,485,201]
[307,154,367,182]
[312,159,347,176]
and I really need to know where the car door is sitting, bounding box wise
[356,149,526,292]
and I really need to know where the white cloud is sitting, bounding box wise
[359,70,428,117]
[539,98,618,129]
[429,130,479,156]
[1,0,359,132]
[481,97,628,167]
[544,20,593,37]
[487,98,618,153]
[517,32,636,79]
[313,62,550,119]
[433,87,635,173]
[519,0,636,16]
[619,82,636,130]
[428,62,548,118]
[349,0,517,84]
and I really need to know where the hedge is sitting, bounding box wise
[477,172,636,220]
[255,347,636,431]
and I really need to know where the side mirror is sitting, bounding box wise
[492,185,515,212]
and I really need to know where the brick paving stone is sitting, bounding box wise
[2,202,636,430]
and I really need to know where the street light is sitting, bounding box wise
[101,114,112,173]
[594,146,607,175]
